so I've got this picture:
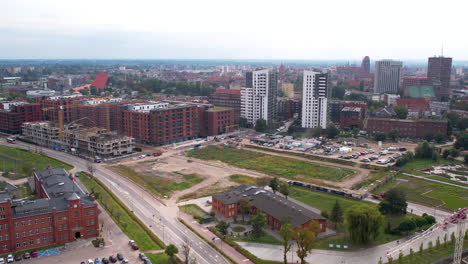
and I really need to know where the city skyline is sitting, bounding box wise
[1,0,467,60]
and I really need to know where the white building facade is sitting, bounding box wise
[241,69,277,126]
[301,70,329,129]
[374,60,403,94]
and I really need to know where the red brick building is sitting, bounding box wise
[0,168,99,254]
[396,98,430,112]
[277,98,301,120]
[330,100,367,124]
[208,89,241,123]
[340,106,364,129]
[366,118,448,138]
[0,103,42,134]
[198,106,235,137]
[212,185,326,232]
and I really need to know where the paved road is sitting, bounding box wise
[4,140,230,264]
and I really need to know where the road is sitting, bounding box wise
[4,140,230,264]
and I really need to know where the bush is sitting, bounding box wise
[399,218,417,233]
[415,141,435,159]
[424,215,436,225]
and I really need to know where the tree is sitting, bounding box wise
[326,123,340,139]
[79,87,90,95]
[374,132,386,142]
[269,177,280,194]
[409,248,414,262]
[464,154,468,165]
[399,218,416,234]
[424,215,436,225]
[346,204,384,244]
[255,119,267,133]
[415,141,434,159]
[294,221,320,264]
[332,86,346,99]
[432,151,439,162]
[455,132,468,150]
[90,86,98,95]
[413,216,427,228]
[215,221,230,237]
[279,223,294,264]
[237,198,251,222]
[239,117,249,128]
[419,242,423,256]
[442,149,450,159]
[279,183,289,199]
[379,188,407,215]
[330,200,344,229]
[450,148,460,158]
[387,130,398,141]
[435,133,446,144]
[165,244,178,259]
[394,106,408,119]
[252,210,266,238]
[424,133,434,142]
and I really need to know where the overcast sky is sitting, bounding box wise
[1,0,467,60]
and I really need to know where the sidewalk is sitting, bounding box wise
[179,212,254,264]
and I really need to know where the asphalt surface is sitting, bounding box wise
[3,140,229,264]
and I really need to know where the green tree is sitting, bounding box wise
[90,86,98,95]
[374,132,386,141]
[413,216,427,228]
[444,233,448,247]
[394,106,408,119]
[435,133,446,144]
[330,200,344,229]
[424,215,436,224]
[346,204,384,244]
[79,87,90,95]
[279,183,289,199]
[436,236,441,249]
[252,210,267,237]
[239,117,249,128]
[415,141,434,159]
[464,154,468,165]
[399,219,416,234]
[215,221,230,237]
[332,85,346,99]
[450,148,460,158]
[425,133,434,142]
[294,221,320,264]
[451,232,456,244]
[255,119,267,133]
[387,130,398,141]
[269,177,280,194]
[398,251,403,264]
[419,242,423,256]
[432,151,439,162]
[455,132,468,150]
[165,244,179,259]
[379,188,407,215]
[237,198,251,222]
[279,223,294,264]
[326,123,340,138]
[409,248,414,261]
[442,149,450,159]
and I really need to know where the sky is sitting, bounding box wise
[1,0,467,60]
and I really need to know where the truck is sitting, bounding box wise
[152,151,163,157]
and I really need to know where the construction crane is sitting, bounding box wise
[385,208,467,263]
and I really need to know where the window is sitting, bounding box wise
[58,225,62,231]
[22,232,25,237]
[41,217,45,223]
[74,211,79,218]
[14,222,18,227]
[28,219,32,225]
[90,219,95,225]
[42,228,46,233]
[15,233,19,238]
[2,244,7,250]
[23,241,27,246]
[30,239,34,245]
[0,235,3,241]
[48,216,52,222]
[63,224,67,230]
[43,237,47,242]
[4,224,7,230]
[16,242,20,248]
[36,228,39,234]
[75,221,80,228]
[29,230,33,236]
[36,238,40,244]
[0,207,3,212]
[35,218,39,224]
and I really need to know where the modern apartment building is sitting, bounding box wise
[374,60,402,94]
[209,88,241,123]
[427,56,452,99]
[301,70,329,129]
[241,69,278,126]
[0,167,99,254]
[0,102,42,134]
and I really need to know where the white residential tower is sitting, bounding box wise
[301,70,329,129]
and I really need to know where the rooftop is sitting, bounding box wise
[341,106,361,112]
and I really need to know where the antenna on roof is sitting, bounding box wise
[441,44,444,57]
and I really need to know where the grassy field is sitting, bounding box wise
[78,172,162,251]
[188,146,356,182]
[427,175,468,187]
[0,145,72,179]
[233,233,281,245]
[146,253,176,264]
[229,174,272,186]
[109,165,203,197]
[179,204,208,218]
[386,238,468,264]
[373,174,468,210]
[289,186,409,249]
[400,158,452,175]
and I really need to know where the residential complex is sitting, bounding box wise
[0,102,43,134]
[366,118,448,138]
[241,69,278,126]
[212,185,326,232]
[209,88,241,123]
[0,167,99,254]
[301,70,329,129]
[374,60,402,94]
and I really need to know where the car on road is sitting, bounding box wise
[109,255,117,263]
[117,253,124,261]
[23,252,31,259]
[6,255,13,263]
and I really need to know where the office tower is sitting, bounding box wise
[361,56,370,73]
[374,60,402,94]
[427,56,452,99]
[241,69,278,126]
[301,70,329,129]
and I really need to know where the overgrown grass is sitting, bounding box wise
[109,165,203,197]
[179,204,208,218]
[0,145,72,179]
[229,174,271,186]
[289,186,409,249]
[78,172,163,251]
[400,158,452,174]
[372,174,468,210]
[188,146,356,182]
[16,183,34,199]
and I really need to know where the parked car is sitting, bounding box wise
[139,253,147,260]
[368,149,375,153]
[87,259,94,264]
[22,253,31,259]
[109,255,117,263]
[377,159,389,164]
[95,258,102,264]
[129,240,139,250]
[360,158,370,162]
[6,255,13,263]
[81,262,86,264]
[116,253,124,261]
[31,251,38,258]
[14,255,22,261]
[102,257,110,264]
[121,260,129,264]
[0,258,5,264]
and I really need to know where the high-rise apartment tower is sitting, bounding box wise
[301,70,329,129]
[374,60,402,94]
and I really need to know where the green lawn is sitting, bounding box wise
[179,204,208,218]
[78,172,162,251]
[289,186,410,249]
[233,233,282,245]
[400,158,452,175]
[0,145,72,179]
[109,165,204,197]
[146,253,176,264]
[229,174,271,186]
[188,146,356,182]
[373,175,468,210]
